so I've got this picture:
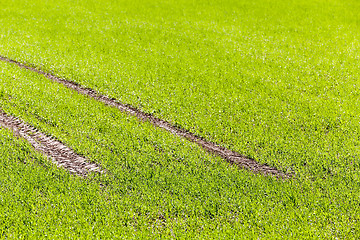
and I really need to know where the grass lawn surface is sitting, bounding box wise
[0,0,360,238]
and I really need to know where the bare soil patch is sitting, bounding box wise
[0,55,291,179]
[0,108,102,176]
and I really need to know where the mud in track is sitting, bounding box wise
[0,109,102,176]
[0,55,291,179]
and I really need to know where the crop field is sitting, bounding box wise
[0,0,360,238]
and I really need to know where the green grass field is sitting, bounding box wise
[1,0,360,238]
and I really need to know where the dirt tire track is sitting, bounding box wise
[0,55,291,179]
[0,109,102,176]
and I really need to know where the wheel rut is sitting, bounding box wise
[0,109,102,176]
[0,55,292,179]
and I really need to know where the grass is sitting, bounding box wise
[1,0,360,176]
[0,0,360,238]
[0,44,360,239]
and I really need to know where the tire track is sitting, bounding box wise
[0,109,102,176]
[0,55,291,179]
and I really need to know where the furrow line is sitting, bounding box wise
[0,109,103,176]
[0,55,291,179]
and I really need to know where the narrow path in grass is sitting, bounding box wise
[0,55,291,179]
[0,108,102,176]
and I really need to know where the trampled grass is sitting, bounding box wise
[0,0,360,238]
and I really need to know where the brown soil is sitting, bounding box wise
[0,55,292,179]
[0,109,102,176]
